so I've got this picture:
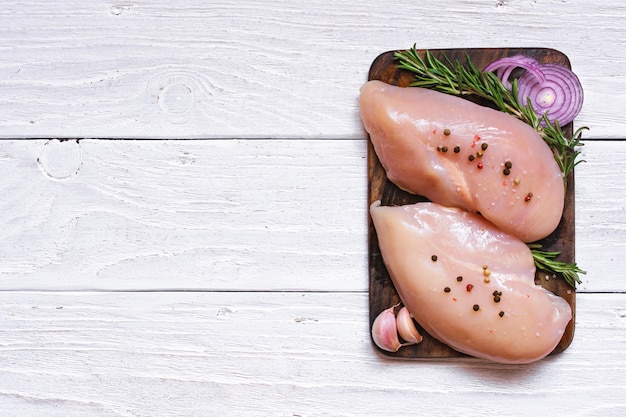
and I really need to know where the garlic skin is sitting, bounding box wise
[396,307,423,344]
[371,306,402,352]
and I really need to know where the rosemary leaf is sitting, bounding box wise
[530,246,586,289]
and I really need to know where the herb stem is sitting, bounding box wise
[530,245,586,289]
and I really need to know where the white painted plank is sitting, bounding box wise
[0,0,622,139]
[0,139,622,292]
[0,139,368,291]
[575,141,626,292]
[0,291,625,417]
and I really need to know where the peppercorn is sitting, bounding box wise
[476,150,484,158]
[456,276,463,282]
[494,295,501,303]
[503,168,511,176]
[444,287,451,293]
[466,284,474,292]
[499,311,505,317]
[525,192,533,202]
[443,128,451,136]
[481,143,488,151]
[468,155,475,162]
[514,178,521,185]
[473,304,480,312]
[505,161,512,169]
[454,146,460,153]
[477,162,483,169]
[431,255,438,261]
[441,146,448,153]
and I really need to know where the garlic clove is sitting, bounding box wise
[396,306,423,345]
[371,305,402,352]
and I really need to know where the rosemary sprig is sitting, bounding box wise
[529,244,586,289]
[394,46,585,180]
[540,119,588,178]
[394,46,587,288]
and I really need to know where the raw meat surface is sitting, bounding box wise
[360,80,565,242]
[370,200,572,364]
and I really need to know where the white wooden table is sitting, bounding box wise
[1,1,624,416]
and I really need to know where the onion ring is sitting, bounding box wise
[517,64,583,125]
[483,55,546,89]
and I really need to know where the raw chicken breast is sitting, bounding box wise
[360,80,565,242]
[370,200,572,364]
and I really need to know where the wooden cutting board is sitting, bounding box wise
[367,48,577,359]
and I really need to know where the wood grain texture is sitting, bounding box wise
[0,139,368,291]
[0,139,622,292]
[575,141,626,292]
[0,0,623,139]
[0,291,625,417]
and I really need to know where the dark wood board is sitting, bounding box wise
[367,48,576,359]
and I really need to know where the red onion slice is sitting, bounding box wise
[485,55,583,125]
